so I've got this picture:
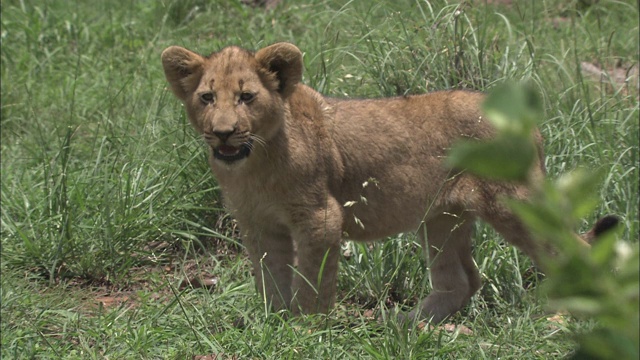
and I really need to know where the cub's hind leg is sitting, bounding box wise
[407,209,481,324]
[473,181,560,267]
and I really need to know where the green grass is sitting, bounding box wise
[1,0,638,358]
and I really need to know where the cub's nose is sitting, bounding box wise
[212,130,234,142]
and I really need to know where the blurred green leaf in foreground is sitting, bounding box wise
[448,82,639,360]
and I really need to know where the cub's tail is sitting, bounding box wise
[581,215,620,244]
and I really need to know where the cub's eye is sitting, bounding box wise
[239,92,255,104]
[199,92,215,104]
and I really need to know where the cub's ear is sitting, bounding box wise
[161,46,205,101]
[255,42,303,98]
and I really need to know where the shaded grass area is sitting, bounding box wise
[1,0,637,358]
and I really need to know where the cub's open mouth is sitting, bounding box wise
[212,141,252,163]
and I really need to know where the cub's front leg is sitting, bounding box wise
[290,197,344,315]
[242,224,295,312]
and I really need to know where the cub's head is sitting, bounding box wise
[161,42,303,165]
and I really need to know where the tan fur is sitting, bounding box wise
[161,42,596,323]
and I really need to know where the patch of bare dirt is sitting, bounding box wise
[580,61,639,95]
[480,0,513,4]
[546,313,569,331]
[417,321,475,335]
[70,238,242,315]
[93,293,134,310]
[240,0,281,10]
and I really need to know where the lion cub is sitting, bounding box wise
[161,42,614,323]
